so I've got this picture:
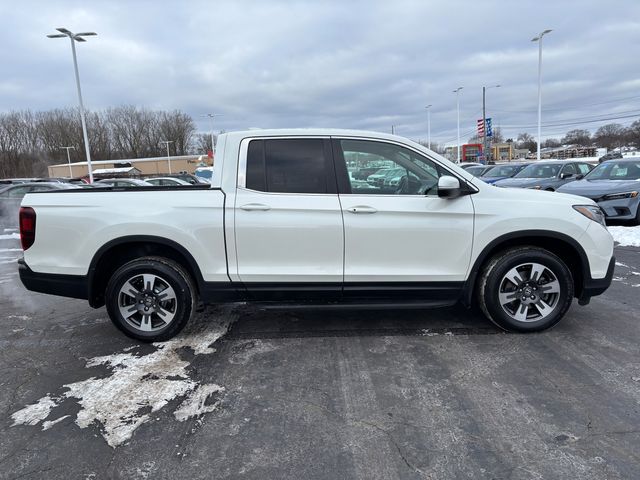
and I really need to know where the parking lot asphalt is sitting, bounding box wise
[1,239,639,479]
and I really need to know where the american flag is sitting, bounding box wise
[477,119,485,137]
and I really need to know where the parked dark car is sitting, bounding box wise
[479,162,532,184]
[465,165,493,177]
[0,182,79,227]
[557,158,640,224]
[0,178,39,185]
[494,161,594,191]
[598,152,623,163]
[95,178,153,187]
[459,162,484,171]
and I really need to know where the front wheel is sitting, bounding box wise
[478,247,574,332]
[105,256,197,342]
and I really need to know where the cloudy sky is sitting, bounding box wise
[2,0,639,145]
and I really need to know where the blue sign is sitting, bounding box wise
[486,118,493,137]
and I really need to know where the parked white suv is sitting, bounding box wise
[18,129,614,341]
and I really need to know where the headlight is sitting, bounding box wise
[602,191,638,201]
[573,205,606,227]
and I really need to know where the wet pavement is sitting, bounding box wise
[1,237,639,479]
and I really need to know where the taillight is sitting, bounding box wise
[19,207,36,251]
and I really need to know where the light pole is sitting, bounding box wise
[161,141,174,174]
[60,146,75,177]
[532,29,552,161]
[47,28,97,183]
[202,113,222,155]
[482,84,500,164]
[425,105,432,150]
[453,87,463,162]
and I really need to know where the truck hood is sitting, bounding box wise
[556,179,640,200]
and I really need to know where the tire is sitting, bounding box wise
[105,256,197,342]
[477,247,573,332]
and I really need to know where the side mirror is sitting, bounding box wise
[576,174,584,180]
[560,172,573,180]
[438,175,462,198]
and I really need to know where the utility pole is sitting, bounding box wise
[482,84,500,164]
[532,29,552,161]
[202,113,222,154]
[47,28,97,183]
[425,105,432,149]
[453,87,463,162]
[60,146,75,177]
[161,141,174,174]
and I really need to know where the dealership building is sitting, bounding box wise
[47,154,212,179]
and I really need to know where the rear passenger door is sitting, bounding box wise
[233,137,344,295]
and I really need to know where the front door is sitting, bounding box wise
[333,138,474,300]
[233,137,344,298]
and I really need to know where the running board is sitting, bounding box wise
[253,299,457,310]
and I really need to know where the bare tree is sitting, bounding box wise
[562,129,591,147]
[593,123,625,150]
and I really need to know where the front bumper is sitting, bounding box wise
[597,197,640,221]
[19,258,88,300]
[579,255,615,304]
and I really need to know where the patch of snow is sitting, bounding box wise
[174,384,224,421]
[11,395,57,426]
[7,314,31,320]
[11,311,234,447]
[42,415,70,430]
[612,276,625,282]
[615,261,628,267]
[0,233,19,240]
[609,226,640,247]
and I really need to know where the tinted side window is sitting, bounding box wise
[561,164,576,175]
[339,139,441,195]
[246,139,329,194]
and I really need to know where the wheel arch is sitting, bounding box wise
[462,230,590,307]
[88,236,205,308]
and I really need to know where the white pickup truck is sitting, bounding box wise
[18,129,615,341]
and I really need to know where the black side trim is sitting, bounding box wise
[461,229,601,306]
[238,281,463,303]
[19,258,88,300]
[241,282,342,301]
[581,255,615,300]
[344,281,463,301]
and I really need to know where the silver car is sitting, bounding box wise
[557,158,640,224]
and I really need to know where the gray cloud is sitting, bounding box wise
[1,0,639,145]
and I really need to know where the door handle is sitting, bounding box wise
[347,206,377,214]
[240,203,271,211]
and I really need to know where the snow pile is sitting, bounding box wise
[11,310,235,448]
[609,226,640,247]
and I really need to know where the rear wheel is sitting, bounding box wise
[105,256,196,342]
[478,247,573,332]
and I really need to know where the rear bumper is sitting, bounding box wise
[18,258,88,300]
[579,255,615,302]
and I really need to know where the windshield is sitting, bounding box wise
[515,164,561,179]
[195,169,213,179]
[483,165,520,178]
[586,161,640,180]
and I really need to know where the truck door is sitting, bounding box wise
[333,137,474,301]
[233,137,344,299]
